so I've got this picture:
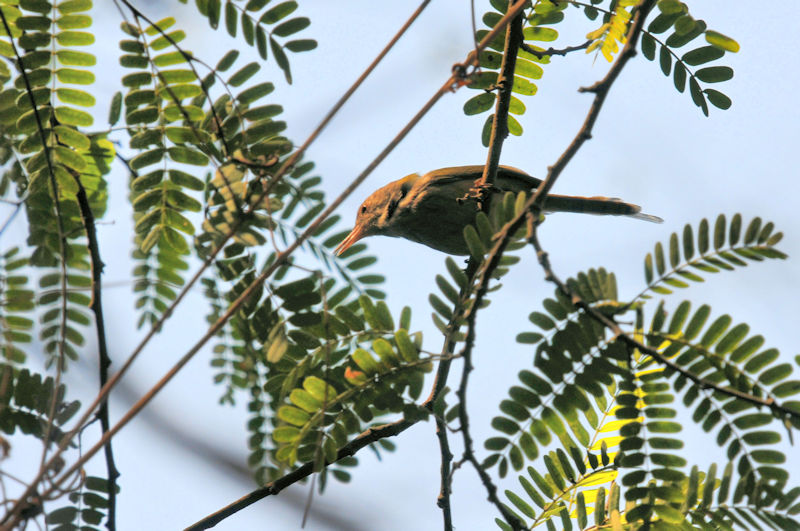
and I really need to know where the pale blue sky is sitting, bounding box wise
[5,2,799,529]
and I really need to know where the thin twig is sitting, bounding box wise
[184,419,416,530]
[0,201,24,238]
[520,39,592,58]
[428,260,480,531]
[434,411,454,531]
[528,1,657,206]
[456,250,525,528]
[478,0,524,190]
[72,174,119,531]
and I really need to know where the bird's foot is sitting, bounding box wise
[457,182,501,208]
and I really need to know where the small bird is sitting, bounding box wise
[335,165,662,256]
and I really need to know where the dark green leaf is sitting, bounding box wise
[695,66,734,83]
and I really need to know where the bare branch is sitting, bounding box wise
[478,1,524,189]
[520,39,592,58]
[184,419,416,531]
[73,174,119,531]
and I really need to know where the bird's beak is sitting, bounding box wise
[335,224,367,256]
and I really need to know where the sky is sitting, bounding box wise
[4,2,799,530]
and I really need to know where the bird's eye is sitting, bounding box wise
[360,205,367,214]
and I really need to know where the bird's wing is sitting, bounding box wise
[420,165,543,191]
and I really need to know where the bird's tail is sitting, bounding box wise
[542,194,663,223]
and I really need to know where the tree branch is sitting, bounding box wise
[434,397,454,531]
[478,1,524,189]
[184,419,416,530]
[427,259,480,531]
[72,174,119,531]
[520,39,592,59]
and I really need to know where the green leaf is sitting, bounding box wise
[225,1,237,36]
[56,67,94,84]
[54,106,93,126]
[285,39,316,52]
[713,214,726,249]
[463,92,495,116]
[56,49,96,66]
[270,36,292,83]
[108,91,122,125]
[216,50,239,71]
[491,416,520,435]
[704,89,731,110]
[657,0,684,15]
[55,30,94,46]
[54,125,90,150]
[689,77,707,115]
[273,17,310,37]
[290,388,321,412]
[273,426,300,442]
[277,405,310,426]
[228,62,260,86]
[463,225,485,259]
[681,45,724,66]
[260,1,298,24]
[55,87,95,107]
[641,32,656,60]
[673,63,686,92]
[57,14,91,30]
[506,489,537,519]
[659,45,672,76]
[705,30,739,53]
[512,76,537,96]
[523,27,557,42]
[695,66,734,83]
[238,82,275,104]
[168,146,208,166]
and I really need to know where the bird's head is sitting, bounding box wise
[335,174,417,255]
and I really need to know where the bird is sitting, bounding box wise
[335,165,662,256]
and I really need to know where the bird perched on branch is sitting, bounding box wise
[335,165,662,256]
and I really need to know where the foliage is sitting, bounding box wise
[0,1,795,530]
[639,0,738,115]
[489,216,798,529]
[466,0,567,146]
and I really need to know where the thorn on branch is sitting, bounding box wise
[578,83,600,94]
